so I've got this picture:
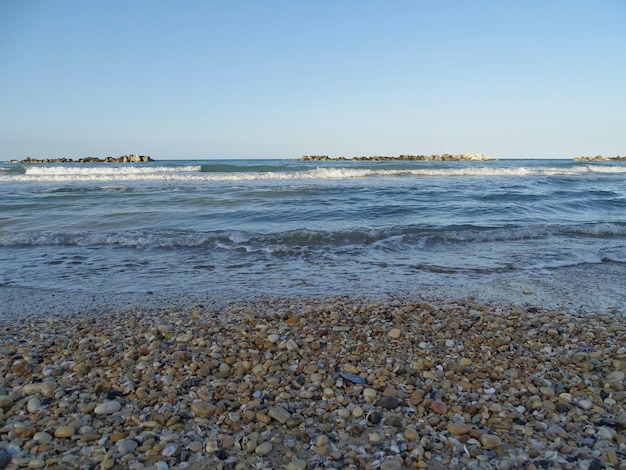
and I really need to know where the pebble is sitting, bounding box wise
[254,442,273,456]
[0,296,624,469]
[387,328,402,339]
[117,438,139,454]
[287,459,307,470]
[380,460,403,470]
[26,397,41,413]
[32,431,53,445]
[54,426,75,438]
[363,388,377,401]
[268,405,292,424]
[315,434,329,447]
[447,422,470,435]
[377,396,401,409]
[480,433,502,449]
[190,401,216,417]
[430,400,447,414]
[93,400,122,415]
[404,427,419,442]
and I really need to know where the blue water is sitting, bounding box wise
[1,158,625,315]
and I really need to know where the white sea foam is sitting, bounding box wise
[4,163,625,183]
[23,165,202,175]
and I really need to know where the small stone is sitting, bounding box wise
[162,443,178,457]
[287,459,307,470]
[267,334,280,343]
[190,401,216,418]
[32,431,53,445]
[117,439,139,455]
[606,449,619,466]
[380,460,403,470]
[94,400,122,415]
[352,406,364,418]
[479,433,502,449]
[286,415,304,428]
[607,370,625,382]
[369,432,382,443]
[404,427,419,442]
[337,408,351,418]
[256,411,272,424]
[285,339,299,350]
[0,395,14,410]
[447,422,470,435]
[79,431,101,442]
[268,405,291,424]
[28,459,46,469]
[254,442,273,456]
[368,411,382,424]
[285,316,299,326]
[385,413,403,427]
[205,440,220,453]
[588,458,603,470]
[54,426,75,438]
[377,396,401,409]
[315,435,329,447]
[387,328,401,339]
[22,382,56,397]
[26,397,41,413]
[577,399,593,410]
[363,388,377,401]
[596,426,615,441]
[430,400,447,414]
[188,440,203,453]
[100,458,115,470]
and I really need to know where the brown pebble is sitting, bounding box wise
[54,426,75,438]
[446,422,470,435]
[479,433,502,449]
[430,400,447,414]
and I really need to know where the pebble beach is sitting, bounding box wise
[1,296,625,469]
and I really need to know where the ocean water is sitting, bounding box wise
[1,158,625,316]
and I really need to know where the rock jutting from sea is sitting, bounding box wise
[299,153,492,162]
[574,155,626,161]
[18,154,154,164]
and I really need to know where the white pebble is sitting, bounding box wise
[94,400,122,415]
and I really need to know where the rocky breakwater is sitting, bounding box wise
[574,155,626,161]
[18,154,153,164]
[0,297,625,469]
[299,153,491,162]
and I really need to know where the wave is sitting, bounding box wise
[2,222,624,249]
[3,163,625,183]
[23,165,202,176]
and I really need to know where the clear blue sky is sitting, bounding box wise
[1,1,624,159]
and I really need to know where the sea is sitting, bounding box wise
[1,158,625,318]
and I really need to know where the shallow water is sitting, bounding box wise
[1,158,625,316]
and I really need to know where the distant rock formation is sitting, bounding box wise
[573,155,625,161]
[299,153,491,162]
[19,154,153,163]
